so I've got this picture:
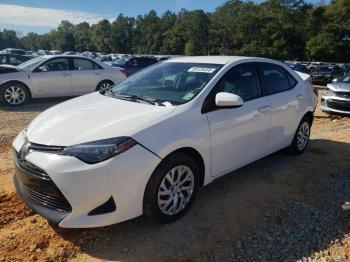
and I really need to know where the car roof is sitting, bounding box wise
[166,56,254,65]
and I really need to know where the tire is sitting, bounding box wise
[288,117,311,155]
[96,80,114,94]
[0,82,30,106]
[143,152,199,223]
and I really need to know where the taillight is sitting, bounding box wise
[120,69,127,76]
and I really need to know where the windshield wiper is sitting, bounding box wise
[113,93,163,106]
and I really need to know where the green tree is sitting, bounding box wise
[91,19,112,53]
[111,15,134,53]
[74,22,94,51]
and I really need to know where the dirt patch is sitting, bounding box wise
[0,191,33,227]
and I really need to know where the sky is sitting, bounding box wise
[0,0,327,35]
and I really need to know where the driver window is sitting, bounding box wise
[214,63,261,101]
[40,58,69,72]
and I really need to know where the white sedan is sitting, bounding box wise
[12,56,317,228]
[0,55,126,106]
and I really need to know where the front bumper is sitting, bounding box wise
[320,94,350,114]
[12,131,161,228]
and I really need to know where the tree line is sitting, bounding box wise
[0,0,349,62]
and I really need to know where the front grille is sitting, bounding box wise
[14,151,49,180]
[22,183,71,211]
[14,150,71,212]
[327,99,350,112]
[335,92,350,99]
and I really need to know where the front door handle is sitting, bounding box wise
[257,105,270,113]
[62,73,70,77]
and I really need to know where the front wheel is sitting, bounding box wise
[288,117,311,155]
[143,153,199,223]
[0,82,30,106]
[96,80,113,94]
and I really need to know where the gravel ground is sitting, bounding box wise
[0,95,350,262]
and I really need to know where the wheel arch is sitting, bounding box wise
[159,147,206,187]
[0,80,32,99]
[302,111,314,126]
[96,79,114,91]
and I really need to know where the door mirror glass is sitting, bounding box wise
[215,92,243,108]
[38,65,48,72]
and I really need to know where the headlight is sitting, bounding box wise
[323,89,335,96]
[59,137,137,164]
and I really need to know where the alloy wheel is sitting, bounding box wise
[4,86,26,105]
[296,121,310,151]
[157,165,195,216]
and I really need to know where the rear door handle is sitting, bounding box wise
[257,105,270,113]
[62,73,70,77]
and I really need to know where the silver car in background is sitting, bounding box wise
[0,55,126,106]
[321,73,350,114]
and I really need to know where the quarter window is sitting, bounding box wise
[256,63,294,95]
[214,63,261,101]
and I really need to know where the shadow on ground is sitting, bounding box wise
[51,138,350,262]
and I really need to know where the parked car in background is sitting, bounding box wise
[311,65,342,85]
[0,53,32,66]
[113,56,158,76]
[0,55,126,106]
[12,56,317,228]
[321,72,350,114]
[0,48,27,56]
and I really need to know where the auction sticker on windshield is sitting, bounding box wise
[188,67,216,73]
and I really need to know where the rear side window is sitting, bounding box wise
[256,63,295,95]
[0,55,6,64]
[214,63,261,101]
[73,58,102,70]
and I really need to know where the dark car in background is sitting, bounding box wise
[311,65,342,85]
[112,56,158,76]
[0,53,32,66]
[0,48,27,56]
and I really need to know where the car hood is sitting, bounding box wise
[26,92,176,146]
[327,82,350,92]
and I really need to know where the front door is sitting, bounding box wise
[206,63,271,177]
[31,57,72,97]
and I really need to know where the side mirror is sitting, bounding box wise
[38,66,48,72]
[215,92,243,108]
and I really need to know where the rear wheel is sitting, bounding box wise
[288,117,311,154]
[0,82,30,106]
[96,80,113,94]
[144,153,199,223]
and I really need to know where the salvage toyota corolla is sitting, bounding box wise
[12,56,317,228]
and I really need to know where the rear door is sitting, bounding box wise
[71,58,103,95]
[255,62,299,152]
[31,57,72,97]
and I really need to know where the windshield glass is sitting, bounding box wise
[17,57,45,70]
[108,62,222,105]
[316,66,332,73]
[339,73,350,83]
[114,58,129,65]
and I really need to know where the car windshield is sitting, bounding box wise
[316,66,332,73]
[114,58,129,65]
[339,73,350,83]
[17,57,45,70]
[107,62,222,105]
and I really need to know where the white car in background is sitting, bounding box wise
[12,56,317,228]
[0,55,126,106]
